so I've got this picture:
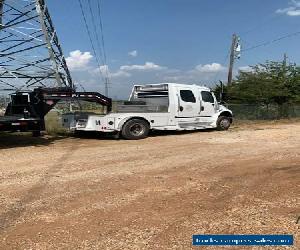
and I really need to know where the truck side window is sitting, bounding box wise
[201,91,214,103]
[180,90,196,103]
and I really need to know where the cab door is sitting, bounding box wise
[200,91,217,117]
[177,88,200,117]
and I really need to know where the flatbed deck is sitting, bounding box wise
[0,115,23,122]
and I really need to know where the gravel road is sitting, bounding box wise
[0,122,299,249]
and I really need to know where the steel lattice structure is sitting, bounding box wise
[0,0,73,91]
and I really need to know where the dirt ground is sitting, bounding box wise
[0,121,299,250]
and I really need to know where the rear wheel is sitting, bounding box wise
[216,116,231,131]
[121,119,150,140]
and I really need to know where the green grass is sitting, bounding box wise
[44,111,69,135]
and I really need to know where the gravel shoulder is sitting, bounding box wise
[0,121,299,249]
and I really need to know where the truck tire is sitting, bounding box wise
[216,116,231,131]
[121,119,150,140]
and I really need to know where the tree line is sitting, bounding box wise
[214,60,300,118]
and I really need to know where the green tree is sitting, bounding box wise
[225,60,300,118]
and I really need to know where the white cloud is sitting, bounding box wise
[120,62,165,71]
[276,7,295,14]
[66,50,93,71]
[276,1,300,16]
[162,63,227,83]
[96,65,131,79]
[99,65,109,75]
[238,66,253,72]
[291,0,300,7]
[70,60,228,99]
[111,70,131,78]
[286,9,300,15]
[194,63,226,73]
[128,50,138,57]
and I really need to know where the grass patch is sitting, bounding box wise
[45,111,70,136]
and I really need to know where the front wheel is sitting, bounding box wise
[121,119,150,140]
[216,116,231,131]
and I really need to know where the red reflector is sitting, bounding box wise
[20,122,27,126]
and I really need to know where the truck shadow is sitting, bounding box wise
[71,131,120,140]
[0,133,67,149]
[70,129,217,141]
[149,129,216,137]
[69,129,218,141]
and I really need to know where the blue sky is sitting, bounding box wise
[47,0,300,98]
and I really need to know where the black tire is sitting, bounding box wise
[216,116,231,131]
[121,119,150,140]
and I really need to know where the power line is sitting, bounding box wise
[97,0,108,70]
[96,0,110,96]
[78,0,111,96]
[87,0,105,66]
[240,13,286,37]
[77,0,105,83]
[242,31,300,52]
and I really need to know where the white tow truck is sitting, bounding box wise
[62,83,233,140]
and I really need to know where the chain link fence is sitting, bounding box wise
[227,103,300,120]
[2,95,300,121]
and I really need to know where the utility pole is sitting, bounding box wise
[283,53,287,68]
[283,53,288,85]
[105,77,109,97]
[227,33,238,86]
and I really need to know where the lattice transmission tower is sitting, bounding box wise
[0,0,73,92]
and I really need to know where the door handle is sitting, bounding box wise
[201,106,204,111]
[180,106,184,112]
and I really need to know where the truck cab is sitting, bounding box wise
[63,83,233,140]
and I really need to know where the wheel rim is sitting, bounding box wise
[129,123,145,136]
[220,118,230,129]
